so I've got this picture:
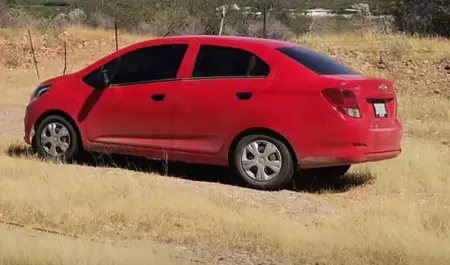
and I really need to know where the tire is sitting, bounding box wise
[232,134,295,191]
[33,115,80,162]
[304,165,351,180]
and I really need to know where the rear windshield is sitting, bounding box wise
[277,46,359,75]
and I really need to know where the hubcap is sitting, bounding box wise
[40,122,71,157]
[241,140,282,182]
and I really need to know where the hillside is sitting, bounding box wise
[1,27,449,139]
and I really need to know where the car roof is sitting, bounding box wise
[145,35,297,48]
[79,35,300,75]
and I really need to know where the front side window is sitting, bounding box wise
[192,45,270,79]
[84,44,188,87]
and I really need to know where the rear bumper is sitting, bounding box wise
[299,148,401,169]
[294,117,403,169]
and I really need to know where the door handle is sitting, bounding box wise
[151,94,165,102]
[236,92,252,100]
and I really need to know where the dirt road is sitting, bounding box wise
[0,108,23,138]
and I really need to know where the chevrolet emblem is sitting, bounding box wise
[379,84,388,91]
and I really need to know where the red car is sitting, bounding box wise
[24,35,402,190]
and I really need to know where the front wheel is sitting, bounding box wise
[232,135,295,191]
[33,115,80,162]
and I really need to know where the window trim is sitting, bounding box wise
[188,75,269,81]
[109,77,182,87]
[189,44,271,81]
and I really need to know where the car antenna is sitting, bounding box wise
[62,40,67,75]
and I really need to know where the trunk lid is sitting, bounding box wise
[324,75,398,126]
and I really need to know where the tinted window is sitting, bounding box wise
[84,44,188,87]
[192,45,270,78]
[277,46,359,75]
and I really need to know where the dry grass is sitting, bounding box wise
[298,33,450,62]
[0,137,449,265]
[0,27,450,265]
[0,225,195,265]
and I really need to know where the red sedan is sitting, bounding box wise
[24,35,403,190]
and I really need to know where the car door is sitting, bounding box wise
[82,43,189,152]
[171,44,272,156]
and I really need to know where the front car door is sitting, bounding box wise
[171,42,273,163]
[81,43,190,156]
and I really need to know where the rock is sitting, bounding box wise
[377,62,386,69]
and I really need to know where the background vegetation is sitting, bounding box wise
[0,0,449,38]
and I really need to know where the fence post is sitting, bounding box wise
[114,18,119,52]
[63,41,67,75]
[262,3,268,38]
[27,28,40,81]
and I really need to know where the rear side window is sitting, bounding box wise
[277,46,359,75]
[192,45,270,78]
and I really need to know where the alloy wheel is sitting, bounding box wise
[240,140,283,182]
[39,122,71,157]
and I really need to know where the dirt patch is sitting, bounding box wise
[0,108,24,137]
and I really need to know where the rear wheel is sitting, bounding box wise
[33,115,80,162]
[232,135,294,191]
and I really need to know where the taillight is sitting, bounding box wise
[322,88,361,118]
[394,97,398,117]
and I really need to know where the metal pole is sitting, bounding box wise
[262,3,267,38]
[219,6,227,36]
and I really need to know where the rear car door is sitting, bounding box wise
[82,43,189,152]
[171,44,272,157]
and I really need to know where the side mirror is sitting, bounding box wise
[97,69,111,89]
